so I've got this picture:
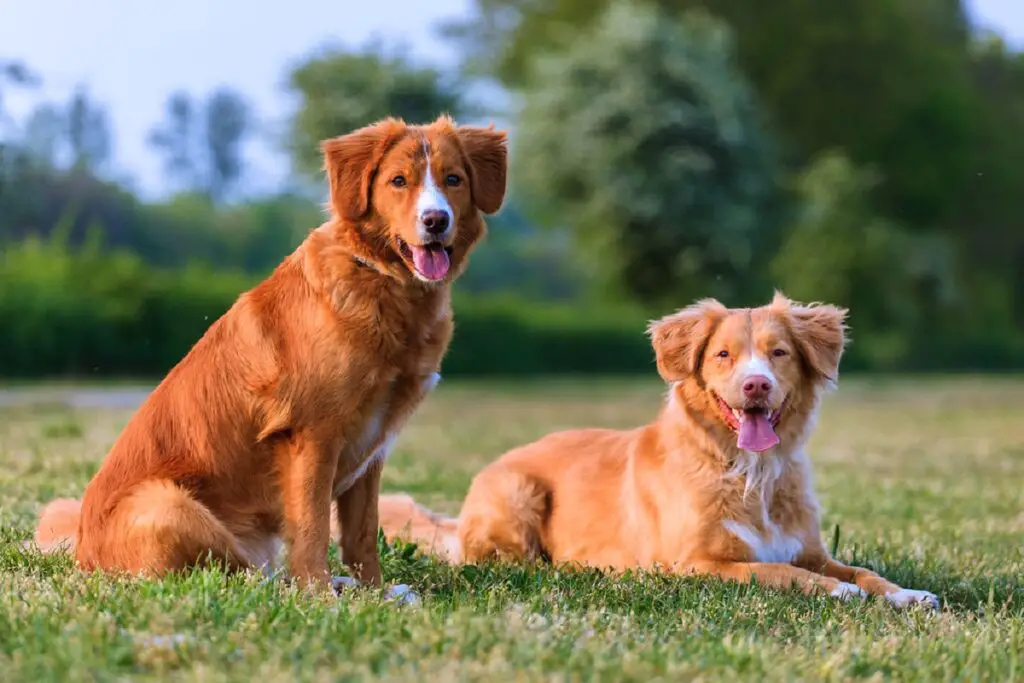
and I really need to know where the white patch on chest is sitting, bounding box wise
[722,452,803,563]
[723,519,803,563]
[333,373,440,496]
[421,371,441,393]
[334,400,393,495]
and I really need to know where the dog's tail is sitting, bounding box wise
[29,498,82,554]
[377,494,463,563]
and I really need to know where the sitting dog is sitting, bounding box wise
[31,115,507,598]
[375,294,939,609]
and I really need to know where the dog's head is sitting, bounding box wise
[321,115,508,284]
[648,292,848,454]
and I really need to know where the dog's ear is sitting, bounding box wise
[454,124,508,215]
[321,118,406,222]
[771,291,849,384]
[647,299,727,382]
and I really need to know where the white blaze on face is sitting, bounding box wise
[415,138,453,238]
[739,354,777,389]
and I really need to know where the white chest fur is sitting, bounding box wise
[723,519,803,563]
[333,372,441,496]
[721,450,804,564]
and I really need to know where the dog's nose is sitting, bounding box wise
[421,210,450,235]
[742,375,773,400]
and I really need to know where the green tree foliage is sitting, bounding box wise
[770,153,956,367]
[286,43,464,177]
[149,88,252,203]
[515,3,780,305]
[449,0,977,228]
[22,103,65,166]
[203,88,251,203]
[148,91,199,192]
[960,37,1024,326]
[66,87,112,173]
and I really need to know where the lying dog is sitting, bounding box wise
[31,116,507,597]
[376,294,939,609]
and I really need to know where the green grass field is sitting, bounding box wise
[1,376,1022,682]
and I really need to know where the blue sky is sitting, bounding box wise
[1,0,1021,199]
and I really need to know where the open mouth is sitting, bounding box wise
[397,238,454,282]
[714,393,784,453]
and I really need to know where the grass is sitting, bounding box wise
[1,376,1023,682]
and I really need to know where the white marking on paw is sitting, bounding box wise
[331,576,360,593]
[385,583,420,607]
[441,534,463,563]
[830,582,868,601]
[886,588,939,610]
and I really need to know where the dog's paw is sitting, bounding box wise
[830,582,868,601]
[885,588,940,610]
[385,583,420,607]
[331,575,360,594]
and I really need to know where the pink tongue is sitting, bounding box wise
[737,411,780,452]
[410,245,451,281]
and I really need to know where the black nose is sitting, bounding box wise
[421,210,450,235]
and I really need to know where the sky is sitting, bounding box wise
[1,0,1022,199]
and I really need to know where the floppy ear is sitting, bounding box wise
[772,291,849,383]
[647,299,727,382]
[455,125,508,215]
[321,118,406,222]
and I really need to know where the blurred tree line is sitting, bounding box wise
[0,0,1022,378]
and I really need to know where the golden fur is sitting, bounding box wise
[32,115,508,594]
[375,294,939,608]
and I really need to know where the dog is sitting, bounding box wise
[375,294,939,609]
[31,115,508,598]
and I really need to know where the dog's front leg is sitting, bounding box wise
[680,559,864,600]
[278,431,337,593]
[796,550,939,609]
[334,456,384,586]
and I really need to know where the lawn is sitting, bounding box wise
[1,376,1022,682]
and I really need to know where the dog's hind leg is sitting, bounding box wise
[457,467,550,563]
[84,480,251,576]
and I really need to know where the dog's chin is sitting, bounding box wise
[395,237,455,284]
[710,391,786,454]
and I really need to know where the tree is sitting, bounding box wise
[514,3,781,306]
[66,86,112,173]
[148,87,251,203]
[286,42,464,177]
[148,91,200,193]
[0,59,39,136]
[203,87,250,204]
[960,37,1024,326]
[22,103,65,167]
[447,0,978,230]
[770,152,956,368]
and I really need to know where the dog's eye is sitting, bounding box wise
[445,174,462,187]
[716,350,729,359]
[390,175,407,188]
[772,348,788,358]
